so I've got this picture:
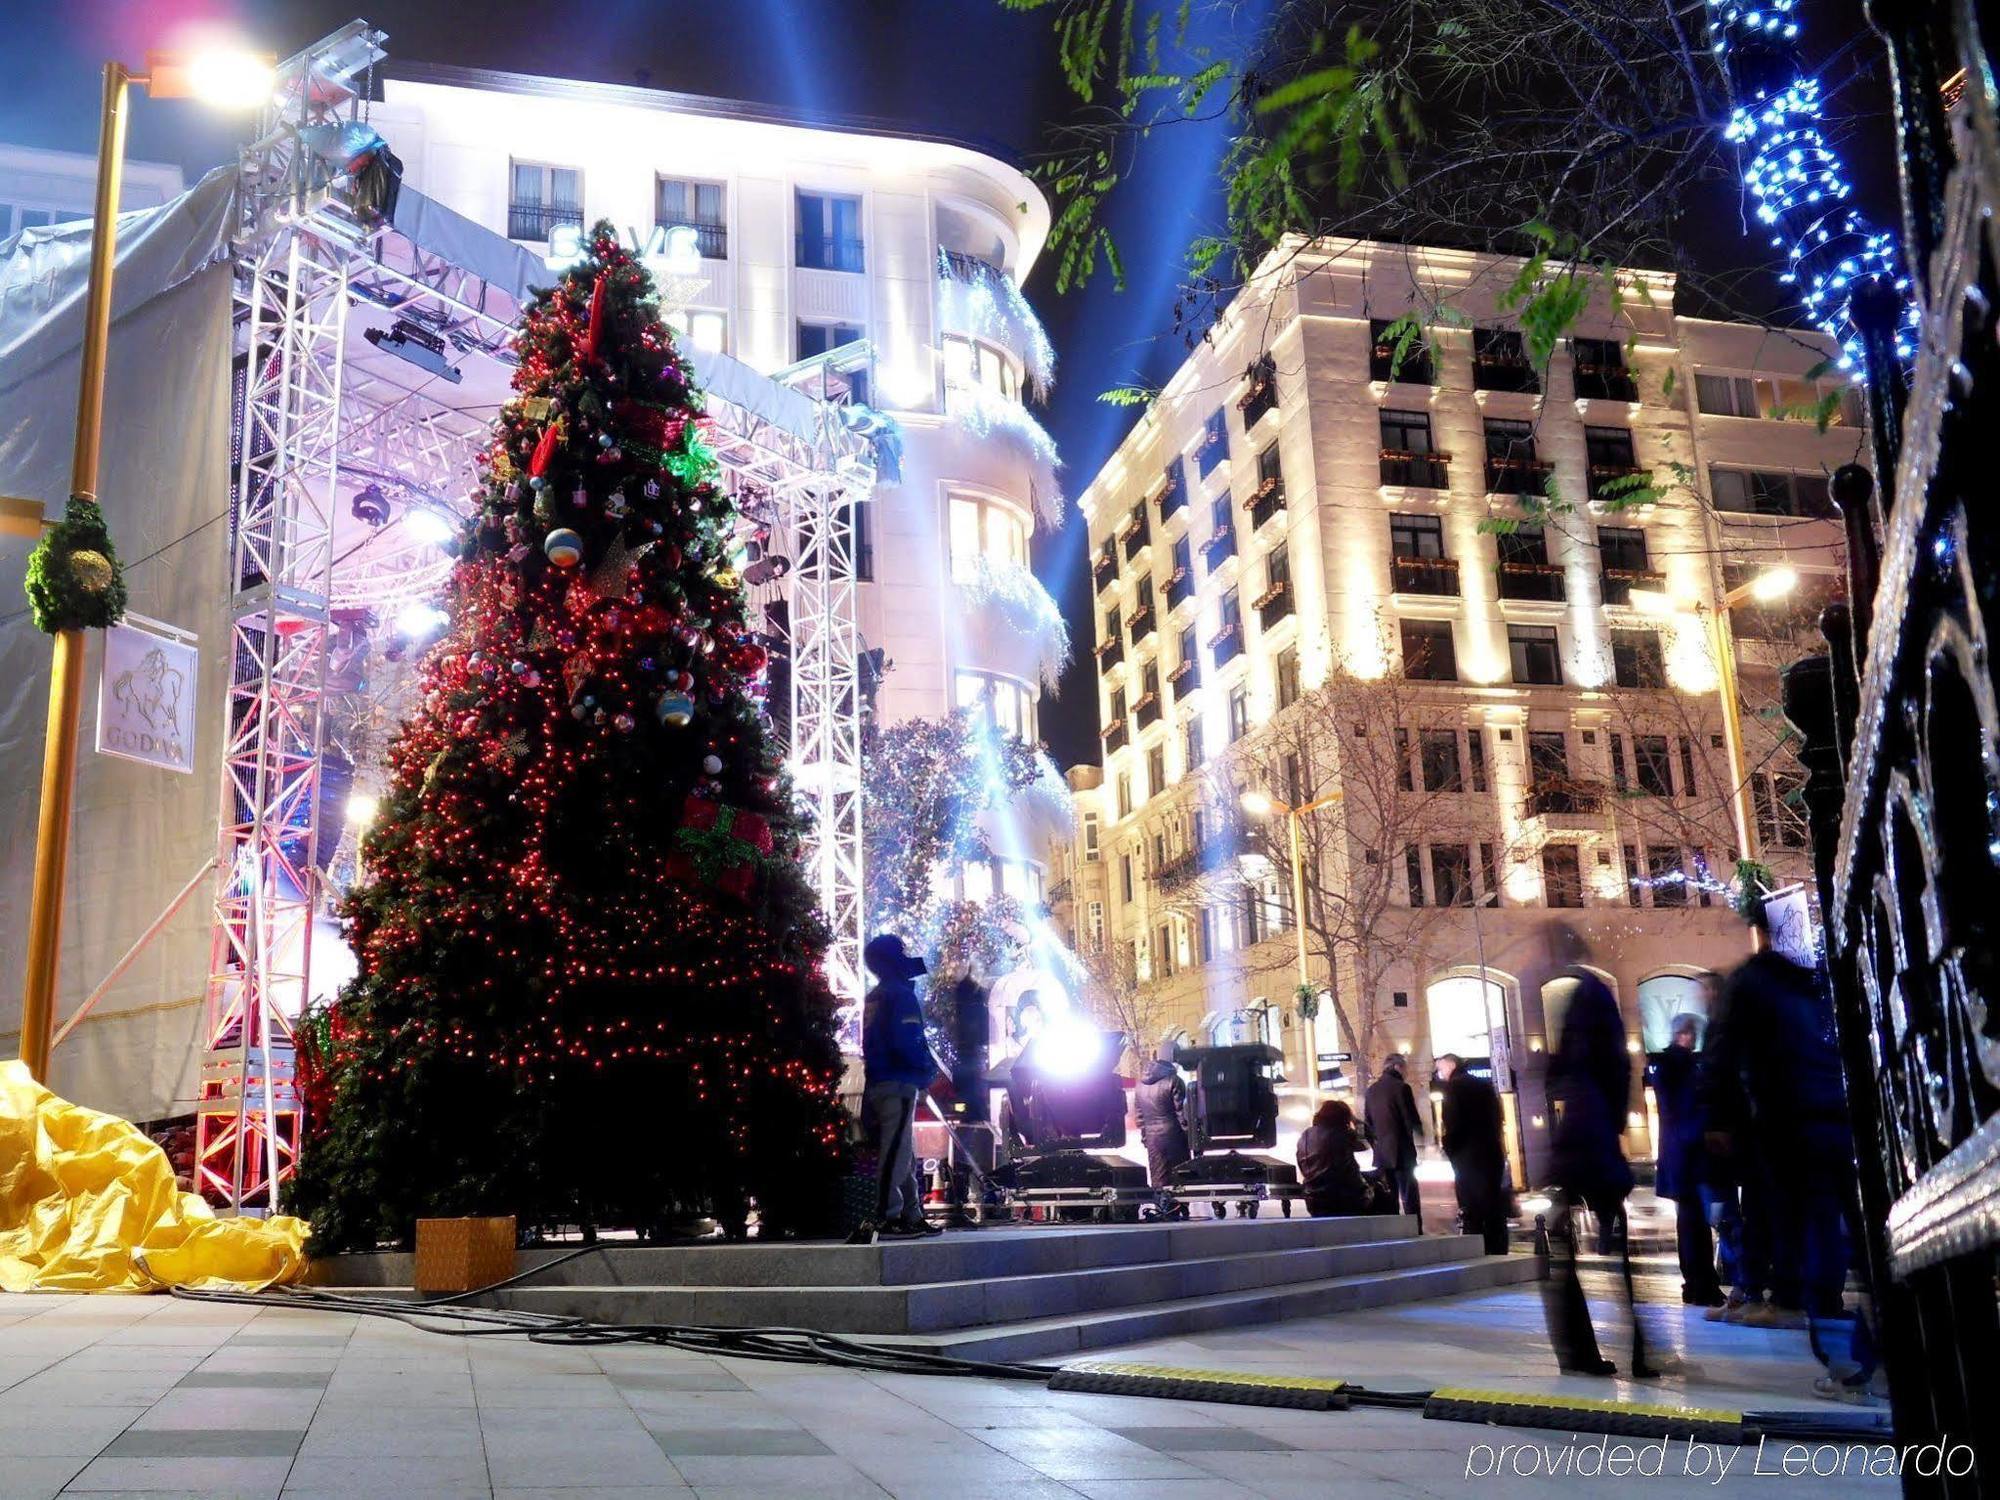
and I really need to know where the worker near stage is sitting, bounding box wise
[850,933,942,1244]
[1364,1053,1426,1223]
[942,965,992,1229]
[1135,1039,1192,1214]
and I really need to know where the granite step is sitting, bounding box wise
[312,1212,1423,1290]
[887,1253,1547,1363]
[472,1231,1484,1334]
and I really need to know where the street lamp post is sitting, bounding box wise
[1631,565,1798,948]
[1240,787,1344,1085]
[15,48,273,1083]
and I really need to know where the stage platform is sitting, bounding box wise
[312,1214,1542,1362]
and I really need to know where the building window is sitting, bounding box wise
[1147,743,1167,798]
[1211,588,1244,667]
[1395,728,1415,791]
[1610,733,1629,790]
[1586,425,1643,501]
[1634,734,1674,796]
[1623,844,1643,907]
[1380,409,1445,487]
[1478,842,1501,905]
[1542,845,1585,908]
[1432,844,1474,907]
[942,333,1019,411]
[955,669,1035,742]
[1598,526,1650,574]
[798,321,863,360]
[1370,318,1434,384]
[1121,851,1134,901]
[654,178,726,258]
[949,493,1029,582]
[1467,728,1488,792]
[1199,906,1219,963]
[1389,512,1445,559]
[1473,327,1538,392]
[1117,771,1133,820]
[1257,543,1293,628]
[1484,417,1546,496]
[1083,814,1100,862]
[1241,353,1279,427]
[1195,409,1228,477]
[796,190,863,271]
[1708,466,1835,518]
[1405,845,1427,907]
[1528,729,1570,788]
[662,307,727,355]
[1680,736,1699,795]
[1155,925,1175,979]
[508,161,583,241]
[1087,900,1105,949]
[1419,728,1462,792]
[1274,645,1301,710]
[1647,845,1688,907]
[1610,627,1666,688]
[1401,618,1459,681]
[1571,335,1637,401]
[1228,684,1251,743]
[1755,768,1811,848]
[1182,714,1204,771]
[1250,442,1286,526]
[1508,625,1563,685]
[1695,370,1863,426]
[797,320,869,404]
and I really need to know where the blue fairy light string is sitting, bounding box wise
[1707,0,1920,373]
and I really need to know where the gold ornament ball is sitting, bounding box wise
[68,549,115,593]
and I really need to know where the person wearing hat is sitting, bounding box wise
[852,933,943,1243]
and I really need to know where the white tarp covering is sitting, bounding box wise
[0,170,235,1122]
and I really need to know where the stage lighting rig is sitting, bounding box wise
[363,318,462,384]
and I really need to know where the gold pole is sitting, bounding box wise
[1286,809,1313,1090]
[1708,606,1765,952]
[18,61,131,1081]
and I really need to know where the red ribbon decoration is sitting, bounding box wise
[528,416,563,479]
[582,270,608,363]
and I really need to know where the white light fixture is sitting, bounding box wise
[402,507,455,547]
[1239,789,1275,819]
[346,792,380,827]
[1748,564,1799,602]
[1032,1014,1104,1081]
[395,601,449,638]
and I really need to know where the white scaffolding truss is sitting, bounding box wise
[199,21,874,1210]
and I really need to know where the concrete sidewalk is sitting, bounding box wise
[0,1259,1895,1499]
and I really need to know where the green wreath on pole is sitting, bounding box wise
[25,496,126,633]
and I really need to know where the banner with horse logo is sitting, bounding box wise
[96,616,197,774]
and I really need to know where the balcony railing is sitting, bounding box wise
[1254,579,1295,629]
[1201,526,1237,568]
[658,219,727,259]
[1589,465,1653,503]
[797,234,865,273]
[1600,567,1665,607]
[1096,635,1125,670]
[1485,456,1554,495]
[1380,449,1451,488]
[939,247,1001,282]
[1249,476,1287,531]
[1122,515,1151,561]
[1154,845,1201,889]
[1129,603,1157,643]
[1497,561,1566,602]
[1093,548,1117,593]
[1391,555,1461,597]
[1474,354,1539,394]
[1209,620,1244,667]
[1573,362,1639,402]
[1527,778,1607,819]
[507,202,584,241]
[1166,567,1195,612]
[1103,717,1129,754]
[1135,691,1162,728]
[1169,656,1200,693]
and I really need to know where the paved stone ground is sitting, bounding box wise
[0,1259,1897,1499]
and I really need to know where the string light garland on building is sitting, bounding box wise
[1707,0,1919,369]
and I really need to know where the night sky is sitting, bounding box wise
[0,0,1897,768]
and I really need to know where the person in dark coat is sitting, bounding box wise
[1535,922,1663,1376]
[1364,1054,1426,1221]
[1134,1040,1192,1203]
[850,934,942,1244]
[1652,1012,1723,1305]
[1437,1055,1510,1254]
[942,970,993,1229]
[1297,1099,1376,1216]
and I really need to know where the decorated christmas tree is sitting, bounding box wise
[292,225,846,1249]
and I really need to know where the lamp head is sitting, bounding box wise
[145,48,276,108]
[1748,565,1799,603]
[1239,789,1277,819]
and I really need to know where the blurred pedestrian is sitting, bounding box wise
[1297,1098,1378,1216]
[1437,1055,1510,1255]
[1536,921,1666,1377]
[942,965,992,1229]
[849,933,943,1244]
[1364,1053,1426,1223]
[1653,1011,1724,1306]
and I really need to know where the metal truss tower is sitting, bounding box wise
[198,20,875,1211]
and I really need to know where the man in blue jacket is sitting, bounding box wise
[852,933,943,1243]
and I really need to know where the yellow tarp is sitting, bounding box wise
[0,1059,309,1292]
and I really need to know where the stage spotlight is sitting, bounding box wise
[402,507,455,547]
[1032,1015,1105,1082]
[395,602,449,638]
[741,554,792,586]
[364,319,462,384]
[350,483,391,527]
[346,792,380,827]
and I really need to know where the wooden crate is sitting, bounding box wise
[413,1216,516,1293]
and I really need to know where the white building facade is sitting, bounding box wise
[1049,237,1860,1180]
[369,68,1067,875]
